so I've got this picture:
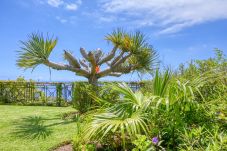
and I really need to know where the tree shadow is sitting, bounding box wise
[12,116,52,140]
[12,115,77,140]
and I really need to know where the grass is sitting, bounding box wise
[0,105,77,151]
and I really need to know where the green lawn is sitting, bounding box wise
[0,105,77,151]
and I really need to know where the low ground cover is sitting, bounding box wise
[0,105,77,151]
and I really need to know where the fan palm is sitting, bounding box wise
[81,83,153,149]
[74,70,213,150]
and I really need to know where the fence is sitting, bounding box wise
[0,81,144,103]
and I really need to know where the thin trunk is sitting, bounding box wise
[88,76,98,86]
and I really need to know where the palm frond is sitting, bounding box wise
[153,69,171,97]
[81,83,152,146]
[105,28,125,46]
[17,33,57,69]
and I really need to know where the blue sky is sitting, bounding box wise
[0,0,227,82]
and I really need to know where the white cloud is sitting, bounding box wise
[46,0,82,10]
[99,0,227,34]
[47,0,63,7]
[65,3,78,10]
[65,0,82,11]
[56,16,67,23]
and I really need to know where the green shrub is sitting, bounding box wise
[72,82,119,113]
[56,83,63,107]
[72,82,95,113]
[0,77,35,104]
[72,55,226,150]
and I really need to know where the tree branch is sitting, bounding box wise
[111,51,124,66]
[88,52,96,74]
[64,50,81,68]
[80,48,89,61]
[98,45,118,65]
[44,60,89,77]
[108,72,122,77]
[113,65,135,73]
[112,53,132,69]
[94,49,103,63]
[79,59,89,69]
[97,53,132,78]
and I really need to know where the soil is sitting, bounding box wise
[53,144,73,151]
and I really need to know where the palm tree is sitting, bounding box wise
[17,29,158,85]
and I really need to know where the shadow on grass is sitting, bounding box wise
[12,115,76,140]
[12,116,52,140]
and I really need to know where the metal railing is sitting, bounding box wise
[0,81,144,103]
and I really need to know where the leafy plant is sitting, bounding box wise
[56,83,63,107]
[72,82,95,113]
[132,135,151,151]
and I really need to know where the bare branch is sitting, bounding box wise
[94,49,103,63]
[64,50,81,68]
[44,60,89,77]
[108,72,122,77]
[113,65,135,73]
[97,68,112,78]
[80,47,89,61]
[98,53,133,78]
[111,51,124,66]
[88,52,96,74]
[112,53,132,69]
[98,45,118,65]
[106,61,111,66]
[79,59,89,69]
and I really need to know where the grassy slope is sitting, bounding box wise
[0,105,77,151]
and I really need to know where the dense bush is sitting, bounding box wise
[72,82,120,113]
[72,82,96,113]
[72,49,226,150]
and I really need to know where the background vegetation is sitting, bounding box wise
[71,49,226,150]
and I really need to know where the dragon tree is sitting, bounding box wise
[17,29,158,85]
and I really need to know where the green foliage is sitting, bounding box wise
[178,126,227,150]
[72,83,150,150]
[106,28,158,73]
[72,82,96,113]
[73,48,226,150]
[56,83,63,107]
[132,135,151,151]
[17,33,57,70]
[0,77,35,104]
[176,49,227,121]
[153,69,171,97]
[72,82,120,113]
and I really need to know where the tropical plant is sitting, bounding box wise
[72,82,96,113]
[72,82,120,113]
[72,62,227,150]
[76,83,152,149]
[16,29,158,85]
